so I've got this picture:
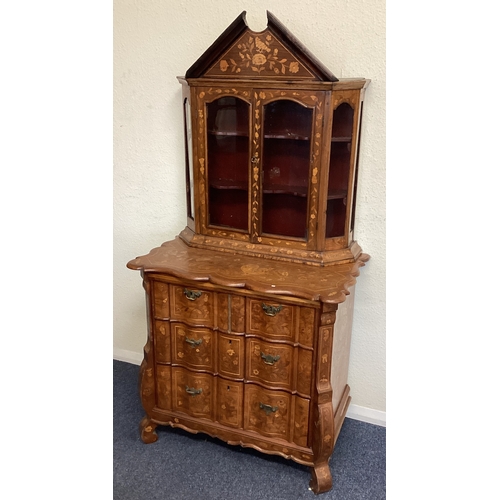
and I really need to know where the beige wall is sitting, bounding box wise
[114,0,386,413]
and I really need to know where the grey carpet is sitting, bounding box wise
[114,360,385,499]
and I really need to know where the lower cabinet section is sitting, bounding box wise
[154,365,310,448]
[134,273,361,495]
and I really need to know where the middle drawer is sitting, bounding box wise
[171,323,216,371]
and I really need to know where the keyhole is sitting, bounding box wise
[227,386,230,391]
[228,340,232,344]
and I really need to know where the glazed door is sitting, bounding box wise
[250,90,325,248]
[324,89,362,250]
[194,88,252,239]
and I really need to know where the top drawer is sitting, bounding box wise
[247,298,316,347]
[170,285,214,327]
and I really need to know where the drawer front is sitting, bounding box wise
[171,286,214,327]
[152,281,170,319]
[296,348,313,397]
[292,397,310,448]
[217,294,245,333]
[216,378,244,428]
[246,339,294,390]
[172,368,213,419]
[154,320,171,363]
[218,333,244,379]
[156,365,172,410]
[172,323,215,371]
[298,307,315,348]
[244,385,291,440]
[248,299,295,341]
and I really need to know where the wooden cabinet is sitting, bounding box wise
[128,11,370,494]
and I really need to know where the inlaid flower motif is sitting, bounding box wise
[219,32,301,75]
[252,53,267,66]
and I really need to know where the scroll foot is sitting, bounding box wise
[139,416,158,444]
[309,462,332,494]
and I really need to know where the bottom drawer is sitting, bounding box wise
[172,367,213,419]
[243,385,310,447]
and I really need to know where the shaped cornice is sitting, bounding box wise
[185,11,338,82]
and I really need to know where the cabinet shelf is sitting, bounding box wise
[210,180,248,191]
[263,184,308,197]
[208,130,249,137]
[264,134,310,141]
[331,137,352,143]
[327,189,347,200]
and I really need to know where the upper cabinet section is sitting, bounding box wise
[178,12,369,266]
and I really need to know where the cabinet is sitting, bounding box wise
[127,11,370,494]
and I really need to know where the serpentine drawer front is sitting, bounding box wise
[127,10,370,495]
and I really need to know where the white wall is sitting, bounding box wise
[114,0,385,414]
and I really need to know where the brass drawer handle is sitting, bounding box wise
[261,352,280,365]
[185,336,202,347]
[262,303,283,317]
[259,402,278,415]
[184,288,202,301]
[185,386,202,396]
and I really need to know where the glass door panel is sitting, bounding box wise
[261,100,313,239]
[206,97,250,231]
[183,98,195,220]
[326,102,354,238]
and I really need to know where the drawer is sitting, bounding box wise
[298,307,315,348]
[248,298,295,341]
[172,323,215,371]
[216,378,244,428]
[218,333,244,379]
[154,320,171,363]
[156,365,172,410]
[246,339,294,390]
[243,385,310,447]
[172,367,213,419]
[152,281,170,319]
[217,294,245,333]
[246,339,313,397]
[170,285,214,327]
[244,385,291,440]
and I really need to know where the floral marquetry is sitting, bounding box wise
[206,30,314,79]
[130,10,369,495]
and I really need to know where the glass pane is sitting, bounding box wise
[326,102,353,238]
[184,98,195,220]
[261,100,313,239]
[206,97,249,231]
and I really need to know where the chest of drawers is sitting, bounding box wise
[128,238,368,493]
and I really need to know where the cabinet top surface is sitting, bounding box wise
[127,238,369,304]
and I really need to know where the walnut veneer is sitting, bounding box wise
[127,11,370,495]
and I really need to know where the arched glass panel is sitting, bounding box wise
[326,102,354,238]
[261,99,313,239]
[206,97,250,231]
[183,98,195,220]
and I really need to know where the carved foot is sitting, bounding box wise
[309,462,332,494]
[139,416,158,444]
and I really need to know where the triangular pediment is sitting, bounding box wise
[185,11,338,82]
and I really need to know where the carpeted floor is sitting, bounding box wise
[113,360,385,499]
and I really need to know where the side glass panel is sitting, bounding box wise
[261,100,313,239]
[183,98,195,220]
[206,97,249,231]
[326,102,354,238]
